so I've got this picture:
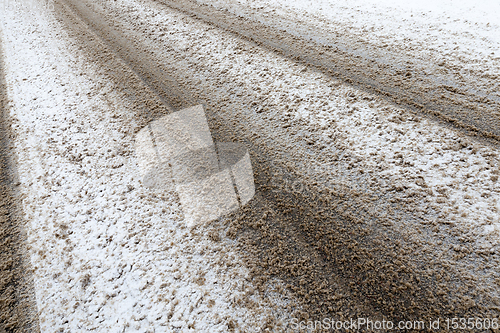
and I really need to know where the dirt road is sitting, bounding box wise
[2,0,500,331]
[57,0,500,322]
[155,0,500,142]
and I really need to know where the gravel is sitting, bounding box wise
[1,0,500,331]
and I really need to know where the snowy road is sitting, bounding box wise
[1,0,500,331]
[160,0,500,141]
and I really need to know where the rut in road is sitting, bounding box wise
[154,0,500,145]
[53,0,500,327]
[0,38,39,333]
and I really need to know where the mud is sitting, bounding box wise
[49,0,500,330]
[155,0,500,146]
[0,37,39,333]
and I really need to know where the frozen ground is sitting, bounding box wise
[105,0,500,249]
[194,0,500,139]
[0,1,297,332]
[201,0,500,66]
[1,0,500,331]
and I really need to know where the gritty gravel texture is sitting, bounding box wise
[164,0,500,141]
[1,0,500,331]
[0,32,39,333]
[61,0,500,323]
[1,1,298,332]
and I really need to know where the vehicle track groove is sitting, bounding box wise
[0,35,40,333]
[50,0,500,327]
[153,0,500,145]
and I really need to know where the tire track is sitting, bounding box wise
[0,36,39,333]
[154,0,500,145]
[52,0,500,328]
[52,0,384,323]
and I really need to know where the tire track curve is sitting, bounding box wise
[49,0,500,329]
[154,0,500,145]
[0,35,40,333]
